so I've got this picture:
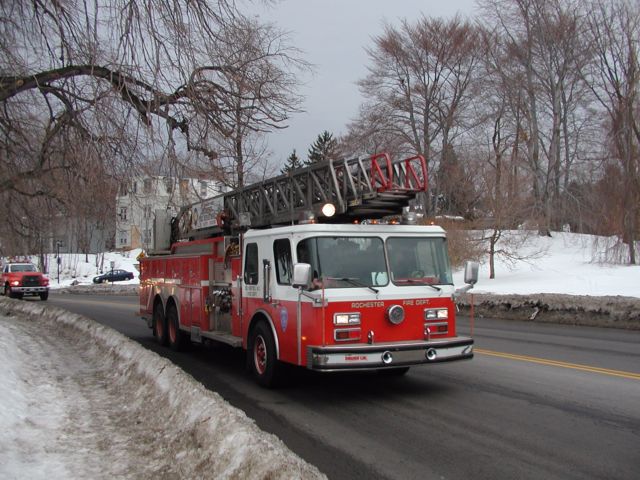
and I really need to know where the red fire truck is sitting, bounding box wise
[139,153,478,386]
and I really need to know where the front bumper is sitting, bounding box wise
[11,286,48,294]
[307,336,473,371]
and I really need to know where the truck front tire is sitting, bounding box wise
[248,321,280,388]
[40,291,49,301]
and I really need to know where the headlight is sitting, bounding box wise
[425,308,448,320]
[10,280,20,286]
[386,305,405,325]
[334,312,360,325]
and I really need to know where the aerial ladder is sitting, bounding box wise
[169,152,428,244]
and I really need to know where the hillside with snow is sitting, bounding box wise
[24,249,142,289]
[455,231,639,299]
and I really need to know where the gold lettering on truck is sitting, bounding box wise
[404,299,430,306]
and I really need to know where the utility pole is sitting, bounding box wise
[56,241,61,284]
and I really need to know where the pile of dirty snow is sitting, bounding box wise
[0,298,325,479]
[456,293,640,330]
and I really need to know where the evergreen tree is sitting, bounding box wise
[435,143,474,216]
[280,149,304,175]
[306,131,338,165]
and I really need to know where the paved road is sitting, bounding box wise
[48,292,640,480]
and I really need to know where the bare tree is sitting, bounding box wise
[352,15,483,213]
[479,0,595,235]
[0,0,305,250]
[341,102,407,157]
[172,15,307,187]
[480,113,533,278]
[65,158,118,260]
[583,0,640,264]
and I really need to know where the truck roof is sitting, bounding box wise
[2,263,39,273]
[243,223,447,239]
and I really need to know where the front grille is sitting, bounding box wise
[22,275,41,287]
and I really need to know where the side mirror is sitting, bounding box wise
[292,263,312,289]
[464,261,479,285]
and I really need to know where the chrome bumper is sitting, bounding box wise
[307,337,473,371]
[12,286,48,294]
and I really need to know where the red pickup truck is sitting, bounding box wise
[1,262,50,300]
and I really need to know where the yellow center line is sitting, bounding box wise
[475,348,640,381]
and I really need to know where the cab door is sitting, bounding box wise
[241,241,261,337]
[270,236,298,364]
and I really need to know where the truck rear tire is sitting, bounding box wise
[153,302,169,346]
[167,304,189,351]
[248,321,280,388]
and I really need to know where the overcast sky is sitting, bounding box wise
[254,0,478,166]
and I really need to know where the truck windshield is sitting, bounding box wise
[11,264,36,272]
[387,237,453,286]
[296,237,388,289]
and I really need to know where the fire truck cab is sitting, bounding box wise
[140,221,477,386]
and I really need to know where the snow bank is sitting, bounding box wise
[456,293,640,330]
[56,284,139,295]
[0,298,325,479]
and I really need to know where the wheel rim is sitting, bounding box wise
[254,335,267,375]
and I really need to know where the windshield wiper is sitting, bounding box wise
[327,277,379,294]
[394,278,441,291]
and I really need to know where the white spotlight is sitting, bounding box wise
[321,203,336,217]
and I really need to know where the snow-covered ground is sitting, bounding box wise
[452,231,639,298]
[29,249,142,288]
